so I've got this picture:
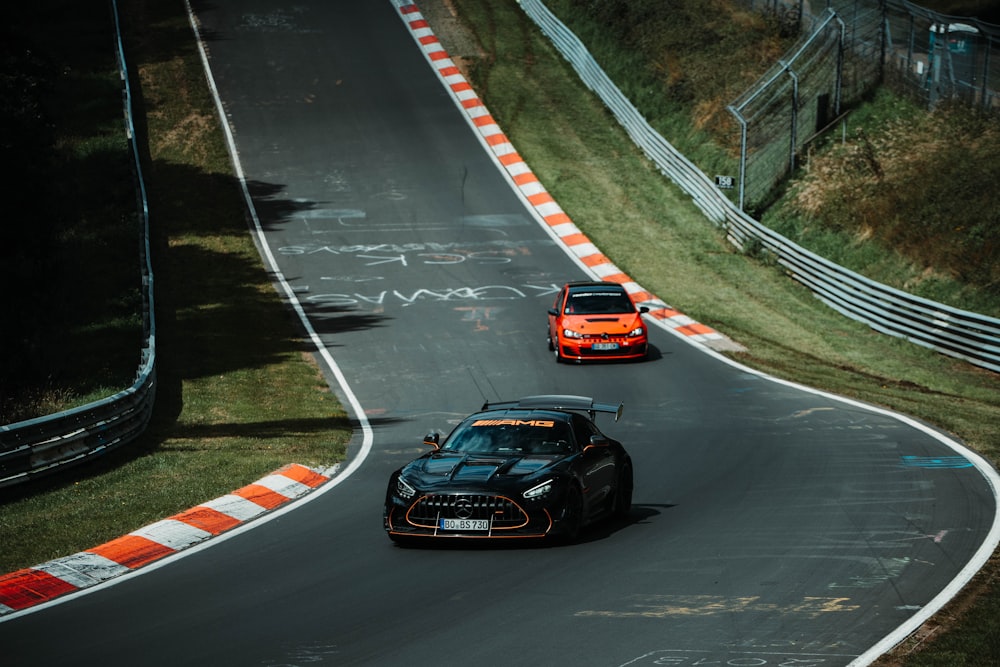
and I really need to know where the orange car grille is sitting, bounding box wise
[572,341,646,356]
[406,494,529,528]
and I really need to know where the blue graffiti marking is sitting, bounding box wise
[901,455,973,469]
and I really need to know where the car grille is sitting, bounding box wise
[577,340,646,356]
[580,343,625,356]
[407,493,528,529]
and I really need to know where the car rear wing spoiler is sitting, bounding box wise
[482,395,623,422]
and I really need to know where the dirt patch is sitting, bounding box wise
[413,0,484,80]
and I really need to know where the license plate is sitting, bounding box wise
[592,342,619,350]
[440,518,489,531]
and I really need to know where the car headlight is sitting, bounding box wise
[395,476,416,499]
[523,479,554,499]
[628,326,644,337]
[562,328,583,339]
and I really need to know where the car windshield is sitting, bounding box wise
[565,290,634,315]
[443,419,574,455]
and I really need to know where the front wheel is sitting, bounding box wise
[613,462,633,519]
[558,486,583,543]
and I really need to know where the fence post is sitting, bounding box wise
[728,105,749,211]
[783,62,799,174]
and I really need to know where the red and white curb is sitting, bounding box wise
[0,463,334,616]
[393,1,743,353]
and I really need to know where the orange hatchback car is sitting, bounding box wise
[547,281,649,362]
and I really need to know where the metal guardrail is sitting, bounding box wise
[519,0,1000,374]
[0,0,157,488]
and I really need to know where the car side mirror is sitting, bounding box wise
[584,434,609,452]
[547,308,558,316]
[639,306,649,314]
[423,432,441,450]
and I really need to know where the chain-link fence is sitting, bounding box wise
[728,0,999,212]
[728,1,884,211]
[728,10,847,212]
[884,0,1000,109]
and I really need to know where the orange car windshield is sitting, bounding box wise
[565,291,634,315]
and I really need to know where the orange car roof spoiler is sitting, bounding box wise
[481,395,623,422]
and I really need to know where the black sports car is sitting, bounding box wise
[383,395,633,544]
